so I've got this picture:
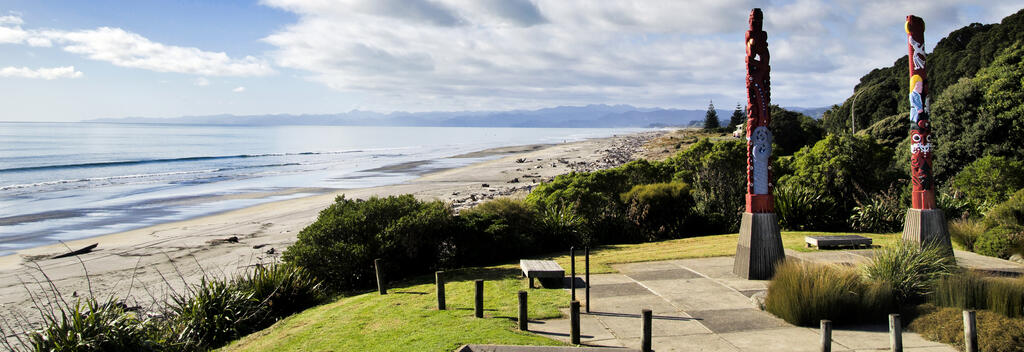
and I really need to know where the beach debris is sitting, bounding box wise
[515,158,527,163]
[206,236,239,245]
[265,247,276,255]
[481,183,489,187]
[452,191,460,195]
[253,244,268,249]
[508,178,519,183]
[52,243,98,259]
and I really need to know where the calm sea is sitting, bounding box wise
[0,123,643,254]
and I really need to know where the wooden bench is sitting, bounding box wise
[805,235,873,249]
[520,259,565,288]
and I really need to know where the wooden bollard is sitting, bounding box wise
[889,314,902,352]
[570,246,576,302]
[374,258,386,295]
[641,308,652,352]
[474,279,484,318]
[585,246,591,313]
[570,300,581,345]
[964,310,977,352]
[518,290,528,331]
[435,271,445,310]
[820,319,832,352]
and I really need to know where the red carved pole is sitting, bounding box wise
[745,8,773,213]
[906,15,935,210]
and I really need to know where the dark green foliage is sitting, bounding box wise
[849,187,904,233]
[932,272,1024,318]
[620,182,695,241]
[779,134,899,230]
[282,195,459,291]
[983,188,1024,229]
[666,139,746,233]
[862,241,957,303]
[764,261,895,326]
[821,57,907,135]
[166,278,263,350]
[769,105,824,155]
[773,181,834,231]
[949,156,1024,213]
[526,159,673,243]
[458,198,559,265]
[703,101,720,130]
[234,263,326,321]
[858,112,907,149]
[975,225,1023,259]
[933,42,1024,182]
[30,298,157,352]
[908,304,1024,352]
[728,103,745,129]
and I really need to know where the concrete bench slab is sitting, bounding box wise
[457,344,639,352]
[805,235,872,249]
[520,259,564,288]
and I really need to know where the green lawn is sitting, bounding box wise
[221,231,897,351]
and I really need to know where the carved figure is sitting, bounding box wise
[745,8,773,213]
[906,15,935,209]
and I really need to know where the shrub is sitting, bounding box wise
[283,195,459,291]
[975,225,1024,259]
[862,241,957,303]
[849,187,904,233]
[949,218,985,251]
[166,278,263,350]
[764,261,894,326]
[949,156,1024,213]
[907,304,1024,352]
[30,297,157,352]
[620,182,695,240]
[769,105,825,155]
[666,139,746,233]
[458,198,551,265]
[234,263,326,320]
[984,188,1024,229]
[773,181,835,231]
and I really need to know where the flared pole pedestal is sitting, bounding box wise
[734,212,784,280]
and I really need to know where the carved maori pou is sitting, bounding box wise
[745,8,773,213]
[906,15,935,209]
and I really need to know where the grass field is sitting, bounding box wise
[221,231,898,351]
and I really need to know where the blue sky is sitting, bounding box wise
[1,0,1022,122]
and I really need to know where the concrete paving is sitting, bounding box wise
[528,256,961,352]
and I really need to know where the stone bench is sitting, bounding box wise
[805,235,873,249]
[520,259,565,288]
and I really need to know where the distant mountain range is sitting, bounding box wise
[90,104,829,128]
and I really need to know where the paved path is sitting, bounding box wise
[529,256,957,352]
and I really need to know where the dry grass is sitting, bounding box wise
[637,128,736,161]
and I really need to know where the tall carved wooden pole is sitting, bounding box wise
[902,15,953,256]
[734,8,784,280]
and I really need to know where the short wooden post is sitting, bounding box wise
[585,246,591,313]
[641,308,652,352]
[964,310,977,352]
[570,300,581,345]
[474,279,484,318]
[889,314,902,352]
[518,290,528,331]
[435,271,445,310]
[374,258,386,295]
[820,319,832,352]
[570,246,576,302]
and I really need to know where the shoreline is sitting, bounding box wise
[0,130,663,333]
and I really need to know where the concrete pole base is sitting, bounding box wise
[902,208,954,259]
[734,212,785,280]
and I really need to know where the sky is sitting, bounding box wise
[1,0,1022,122]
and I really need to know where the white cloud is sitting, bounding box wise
[232,86,246,92]
[1,17,272,76]
[195,77,210,86]
[260,0,1024,110]
[0,66,83,79]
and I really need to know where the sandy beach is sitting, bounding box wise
[0,130,663,333]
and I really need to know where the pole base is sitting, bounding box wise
[902,208,954,259]
[734,212,785,280]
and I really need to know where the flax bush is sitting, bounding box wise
[862,241,957,303]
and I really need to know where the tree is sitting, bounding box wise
[729,103,745,129]
[703,100,720,130]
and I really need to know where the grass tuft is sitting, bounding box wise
[764,261,895,326]
[862,241,957,303]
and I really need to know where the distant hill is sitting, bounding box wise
[91,104,829,128]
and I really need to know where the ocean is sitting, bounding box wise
[0,122,643,255]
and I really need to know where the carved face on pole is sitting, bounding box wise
[906,15,935,209]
